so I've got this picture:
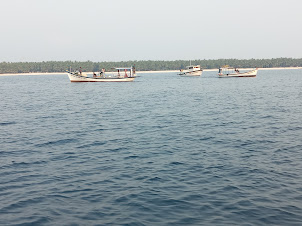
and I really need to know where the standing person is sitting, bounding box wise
[79,67,82,75]
[101,68,105,77]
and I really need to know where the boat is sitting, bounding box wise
[218,67,258,77]
[67,66,136,82]
[178,62,203,76]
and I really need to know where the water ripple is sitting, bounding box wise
[1,71,302,225]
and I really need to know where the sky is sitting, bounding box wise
[1,0,302,62]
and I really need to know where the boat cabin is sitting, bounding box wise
[187,65,201,70]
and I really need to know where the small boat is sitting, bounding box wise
[67,66,136,82]
[218,67,258,78]
[178,62,203,76]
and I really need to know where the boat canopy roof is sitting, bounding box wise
[220,65,236,69]
[220,67,235,69]
[113,67,133,70]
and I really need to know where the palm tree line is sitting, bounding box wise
[0,58,301,74]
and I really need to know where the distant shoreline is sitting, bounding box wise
[0,72,67,77]
[138,67,302,73]
[0,67,301,77]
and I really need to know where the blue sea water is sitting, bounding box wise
[1,69,302,225]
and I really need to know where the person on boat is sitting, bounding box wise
[93,72,96,78]
[79,67,82,75]
[101,68,105,76]
[99,68,105,77]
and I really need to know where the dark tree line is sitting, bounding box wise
[1,58,302,74]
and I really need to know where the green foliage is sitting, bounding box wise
[0,58,302,74]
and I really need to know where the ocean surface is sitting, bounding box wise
[1,69,302,225]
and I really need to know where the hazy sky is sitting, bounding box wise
[1,0,302,62]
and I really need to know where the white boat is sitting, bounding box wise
[178,64,203,76]
[218,67,258,78]
[67,67,136,82]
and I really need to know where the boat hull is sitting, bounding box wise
[179,70,203,76]
[68,73,135,82]
[218,69,258,78]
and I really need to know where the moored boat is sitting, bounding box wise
[218,67,258,77]
[178,62,203,76]
[67,66,136,82]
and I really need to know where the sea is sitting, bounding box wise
[1,69,302,225]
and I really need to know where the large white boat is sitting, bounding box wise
[178,64,203,76]
[218,67,258,78]
[67,67,136,82]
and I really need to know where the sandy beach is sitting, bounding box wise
[0,72,68,77]
[0,67,301,77]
